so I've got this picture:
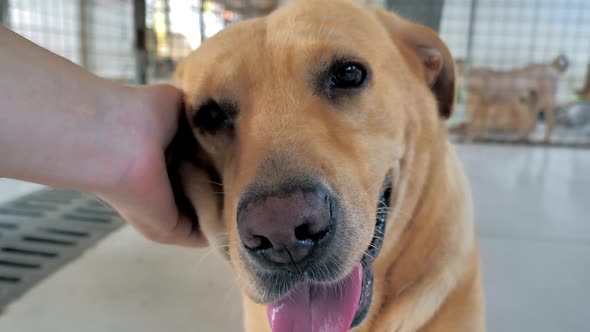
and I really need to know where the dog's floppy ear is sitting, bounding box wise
[168,60,228,250]
[373,9,456,118]
[166,101,226,251]
[166,108,203,243]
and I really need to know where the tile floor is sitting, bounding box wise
[0,144,589,332]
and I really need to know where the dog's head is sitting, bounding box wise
[169,0,455,330]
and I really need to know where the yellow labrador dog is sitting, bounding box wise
[168,0,485,331]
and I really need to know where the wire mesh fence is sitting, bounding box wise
[1,0,589,146]
[438,0,590,146]
[3,0,136,83]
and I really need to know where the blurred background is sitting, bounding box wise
[2,0,589,144]
[0,1,589,331]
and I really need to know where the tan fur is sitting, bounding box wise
[170,1,484,331]
[465,89,537,140]
[458,56,567,141]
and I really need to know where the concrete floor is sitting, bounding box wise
[0,144,589,332]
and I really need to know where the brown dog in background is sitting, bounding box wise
[458,55,568,141]
[466,89,538,140]
[168,0,484,331]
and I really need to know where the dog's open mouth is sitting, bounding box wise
[266,177,393,332]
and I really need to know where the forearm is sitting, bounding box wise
[0,25,143,192]
[0,26,206,246]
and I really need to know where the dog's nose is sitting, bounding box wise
[238,188,332,266]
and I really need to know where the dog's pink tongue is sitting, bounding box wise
[267,264,362,332]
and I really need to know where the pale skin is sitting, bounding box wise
[0,25,206,247]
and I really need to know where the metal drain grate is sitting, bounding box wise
[0,188,123,308]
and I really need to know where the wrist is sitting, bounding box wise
[89,84,178,198]
[87,84,158,195]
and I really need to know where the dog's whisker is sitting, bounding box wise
[200,179,224,187]
[222,277,241,305]
[362,250,377,261]
[192,248,218,270]
[370,235,385,242]
[191,242,232,271]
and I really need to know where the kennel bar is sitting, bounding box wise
[387,0,445,32]
[0,0,8,25]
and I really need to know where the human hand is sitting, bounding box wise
[0,26,205,247]
[96,84,207,247]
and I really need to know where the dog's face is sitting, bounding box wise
[170,0,455,330]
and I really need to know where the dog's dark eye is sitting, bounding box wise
[193,101,233,134]
[330,63,367,89]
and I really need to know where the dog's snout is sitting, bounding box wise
[237,188,332,266]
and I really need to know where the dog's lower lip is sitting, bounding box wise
[350,176,393,328]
